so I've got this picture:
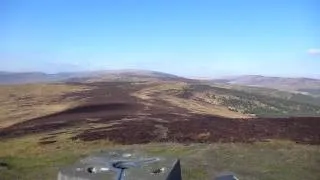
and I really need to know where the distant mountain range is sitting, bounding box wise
[0,70,187,85]
[1,71,320,97]
[0,71,90,84]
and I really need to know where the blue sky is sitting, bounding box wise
[1,0,320,77]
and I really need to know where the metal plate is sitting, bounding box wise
[58,150,181,180]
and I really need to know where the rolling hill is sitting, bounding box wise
[0,71,90,84]
[0,71,320,180]
[1,70,320,118]
[0,70,187,85]
[211,75,320,96]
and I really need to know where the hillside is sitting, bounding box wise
[0,83,90,128]
[211,75,320,96]
[0,78,319,180]
[215,84,320,106]
[1,80,319,140]
[1,75,320,129]
[136,83,320,118]
[2,71,320,99]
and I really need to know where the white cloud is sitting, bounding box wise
[307,48,320,56]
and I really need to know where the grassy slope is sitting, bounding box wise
[0,135,319,180]
[133,82,250,118]
[181,84,320,117]
[0,83,90,128]
[134,82,320,118]
[219,84,320,106]
[1,81,319,127]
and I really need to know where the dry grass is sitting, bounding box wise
[0,83,91,128]
[162,95,249,118]
[133,82,249,118]
[133,82,187,99]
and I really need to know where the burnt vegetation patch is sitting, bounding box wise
[71,121,159,144]
[0,122,74,138]
[38,140,57,145]
[39,136,56,141]
[63,103,134,114]
[0,103,139,138]
[48,103,138,116]
[72,115,320,145]
[0,82,146,138]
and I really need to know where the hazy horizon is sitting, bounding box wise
[1,68,320,80]
[2,0,320,78]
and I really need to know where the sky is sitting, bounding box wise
[1,0,320,78]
